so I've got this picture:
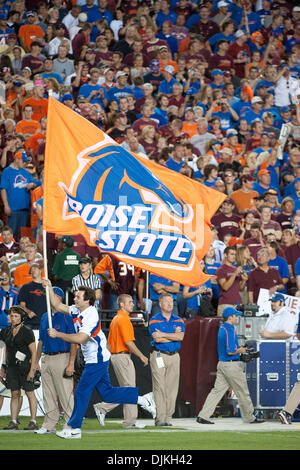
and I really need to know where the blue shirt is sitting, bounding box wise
[39,311,75,354]
[107,85,133,103]
[78,83,108,109]
[166,157,183,172]
[149,274,178,301]
[218,321,240,362]
[158,78,178,95]
[0,166,37,211]
[294,257,300,277]
[0,286,19,329]
[268,256,289,293]
[149,311,185,353]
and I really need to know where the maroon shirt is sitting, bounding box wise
[208,53,234,73]
[215,264,242,305]
[211,212,241,241]
[247,266,283,303]
[0,242,20,261]
[242,237,263,261]
[284,242,300,272]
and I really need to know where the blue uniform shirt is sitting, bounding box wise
[149,311,185,353]
[39,311,75,354]
[0,286,19,329]
[149,274,178,301]
[218,321,240,362]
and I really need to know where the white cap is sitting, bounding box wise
[251,96,263,104]
[218,1,228,7]
[115,71,127,79]
[235,29,246,38]
[164,65,174,74]
[78,12,87,22]
[293,6,300,11]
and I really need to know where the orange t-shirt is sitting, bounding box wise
[22,97,48,122]
[181,121,198,138]
[25,131,45,156]
[18,24,44,51]
[16,119,40,136]
[230,189,259,212]
[107,310,135,353]
[13,262,45,288]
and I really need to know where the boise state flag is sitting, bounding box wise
[43,97,225,287]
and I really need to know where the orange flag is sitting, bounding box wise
[43,97,226,287]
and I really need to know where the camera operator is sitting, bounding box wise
[196,306,264,425]
[259,293,297,340]
[0,306,38,430]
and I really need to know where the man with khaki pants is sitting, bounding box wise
[93,294,156,429]
[149,293,185,426]
[35,287,77,434]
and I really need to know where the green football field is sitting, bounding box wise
[0,416,300,451]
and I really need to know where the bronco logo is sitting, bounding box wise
[58,137,200,270]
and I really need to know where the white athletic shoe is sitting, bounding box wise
[34,427,53,434]
[56,428,82,439]
[124,421,146,429]
[139,392,156,419]
[93,404,105,427]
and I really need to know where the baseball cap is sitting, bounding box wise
[218,0,228,6]
[78,12,87,22]
[79,257,92,264]
[241,174,255,183]
[269,293,285,302]
[293,6,300,11]
[258,168,270,177]
[211,69,224,77]
[235,30,246,38]
[58,235,74,246]
[264,188,278,194]
[53,286,65,300]
[280,106,291,113]
[25,10,35,17]
[223,307,242,318]
[61,93,74,102]
[14,150,30,162]
[115,70,127,79]
[251,96,263,104]
[164,65,174,74]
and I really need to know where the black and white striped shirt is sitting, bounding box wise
[72,273,102,292]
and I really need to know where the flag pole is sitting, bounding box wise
[42,229,52,329]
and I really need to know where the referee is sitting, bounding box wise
[196,306,265,425]
[72,257,102,309]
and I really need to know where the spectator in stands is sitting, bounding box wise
[247,247,284,303]
[267,241,290,293]
[0,151,37,240]
[0,269,19,329]
[8,235,32,274]
[0,225,19,263]
[211,197,241,242]
[215,246,248,316]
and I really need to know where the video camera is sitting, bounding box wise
[28,370,41,389]
[240,347,260,363]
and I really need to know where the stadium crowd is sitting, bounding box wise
[0,0,300,433]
